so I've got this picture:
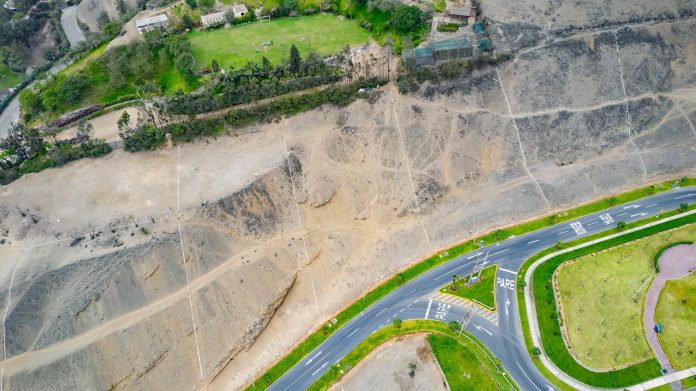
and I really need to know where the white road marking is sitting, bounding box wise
[599,213,615,225]
[407,289,416,295]
[474,324,493,336]
[177,223,204,379]
[425,299,433,319]
[630,212,647,217]
[406,303,413,308]
[645,203,657,208]
[623,204,640,209]
[375,307,388,317]
[305,351,323,365]
[498,267,517,275]
[617,213,627,217]
[556,230,569,235]
[516,362,542,391]
[614,31,647,182]
[467,252,483,259]
[675,194,695,200]
[505,297,510,316]
[496,67,551,210]
[312,362,328,376]
[586,221,598,226]
[347,329,359,338]
[490,248,509,256]
[400,308,405,313]
[434,261,475,280]
[527,239,540,244]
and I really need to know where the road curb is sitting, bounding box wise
[523,209,696,391]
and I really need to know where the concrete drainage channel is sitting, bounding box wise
[524,209,696,391]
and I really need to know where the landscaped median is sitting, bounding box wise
[520,209,696,389]
[307,320,517,391]
[246,179,694,390]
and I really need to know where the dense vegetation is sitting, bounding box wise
[166,44,347,114]
[120,77,382,151]
[0,121,111,184]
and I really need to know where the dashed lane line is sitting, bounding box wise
[490,248,509,256]
[424,299,433,319]
[347,328,359,338]
[516,361,543,391]
[527,239,540,244]
[375,307,388,317]
[556,230,569,235]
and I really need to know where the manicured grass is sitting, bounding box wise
[656,271,696,370]
[530,213,696,388]
[307,320,515,391]
[440,265,497,310]
[0,63,22,91]
[187,14,371,70]
[428,333,501,390]
[249,179,695,390]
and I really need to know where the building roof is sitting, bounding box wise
[232,4,248,13]
[431,39,472,52]
[135,14,168,28]
[413,47,433,58]
[201,10,226,23]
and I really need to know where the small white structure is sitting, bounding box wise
[3,0,17,11]
[201,11,226,28]
[134,14,169,33]
[232,4,248,18]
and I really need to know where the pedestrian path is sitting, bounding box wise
[428,291,498,325]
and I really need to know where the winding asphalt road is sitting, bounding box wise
[269,185,696,391]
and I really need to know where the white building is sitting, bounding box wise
[201,11,226,28]
[134,14,169,33]
[232,4,248,18]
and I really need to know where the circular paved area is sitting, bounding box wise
[644,243,696,374]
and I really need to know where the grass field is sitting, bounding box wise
[428,333,500,391]
[0,63,22,91]
[656,271,696,370]
[187,14,371,70]
[556,224,696,370]
[440,265,497,310]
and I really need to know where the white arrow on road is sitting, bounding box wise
[623,204,640,209]
[311,362,328,376]
[547,386,555,391]
[305,351,322,366]
[630,212,647,217]
[505,298,510,316]
[474,324,493,336]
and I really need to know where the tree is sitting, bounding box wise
[680,203,688,212]
[185,0,197,8]
[97,11,111,27]
[608,196,617,205]
[452,274,458,285]
[392,5,422,33]
[175,53,195,74]
[262,56,272,73]
[116,0,128,15]
[554,240,564,250]
[616,221,626,231]
[0,122,44,162]
[19,89,41,114]
[58,75,90,104]
[518,280,527,289]
[117,111,132,134]
[262,373,271,384]
[395,272,404,285]
[448,320,461,332]
[211,59,220,72]
[288,44,302,74]
[531,347,542,357]
[392,317,402,328]
[76,121,94,142]
[182,14,194,30]
[367,0,397,12]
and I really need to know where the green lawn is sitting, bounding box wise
[440,265,497,310]
[428,333,501,391]
[187,13,371,70]
[656,270,696,370]
[0,63,22,91]
[556,224,696,370]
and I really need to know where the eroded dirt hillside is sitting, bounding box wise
[0,9,695,391]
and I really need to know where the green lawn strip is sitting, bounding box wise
[0,63,23,90]
[682,375,696,388]
[249,180,695,389]
[440,265,497,310]
[307,320,515,391]
[520,211,696,388]
[428,333,501,391]
[187,14,371,70]
[655,271,696,370]
[652,241,693,272]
